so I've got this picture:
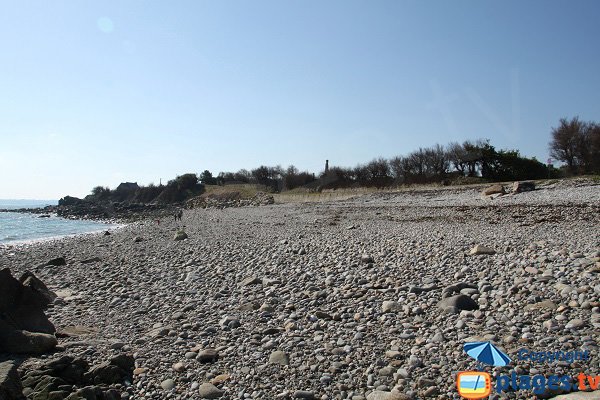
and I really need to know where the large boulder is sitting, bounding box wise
[0,268,57,354]
[482,184,505,196]
[20,355,133,399]
[513,181,535,193]
[0,320,57,354]
[0,361,25,400]
[42,356,89,385]
[19,271,57,306]
[84,354,134,385]
[0,268,55,334]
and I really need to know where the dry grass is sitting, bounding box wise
[201,184,267,199]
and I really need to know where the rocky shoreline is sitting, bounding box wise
[0,202,176,223]
[1,179,599,399]
[1,192,276,223]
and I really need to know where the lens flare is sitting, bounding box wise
[97,17,114,33]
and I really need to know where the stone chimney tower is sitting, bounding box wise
[325,160,329,173]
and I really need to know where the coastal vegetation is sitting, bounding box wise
[73,117,599,206]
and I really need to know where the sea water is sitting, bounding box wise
[0,200,115,244]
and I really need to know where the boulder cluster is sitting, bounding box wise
[0,354,135,400]
[0,268,135,400]
[481,181,536,198]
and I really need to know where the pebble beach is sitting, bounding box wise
[2,179,599,399]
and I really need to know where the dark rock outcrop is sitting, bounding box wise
[0,268,57,354]
[84,354,134,385]
[0,321,58,354]
[58,196,85,206]
[0,361,25,400]
[20,355,134,399]
[19,271,57,306]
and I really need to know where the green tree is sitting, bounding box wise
[91,186,111,199]
[200,170,217,185]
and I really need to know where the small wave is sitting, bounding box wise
[1,235,20,241]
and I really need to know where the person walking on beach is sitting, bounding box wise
[174,209,183,222]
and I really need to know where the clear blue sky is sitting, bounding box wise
[1,1,599,199]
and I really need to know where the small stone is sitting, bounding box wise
[431,332,445,342]
[293,390,315,399]
[240,276,262,286]
[110,341,125,350]
[172,362,185,372]
[161,379,176,391]
[525,300,557,311]
[423,386,439,397]
[565,319,585,329]
[198,382,224,398]
[236,301,259,312]
[438,294,478,312]
[174,231,188,241]
[525,266,538,274]
[46,257,67,266]
[361,254,374,264]
[367,391,410,400]
[269,350,290,366]
[382,301,402,313]
[385,350,402,359]
[260,303,275,312]
[210,374,231,385]
[314,310,332,320]
[408,355,423,367]
[262,327,281,335]
[543,319,558,331]
[417,377,436,388]
[198,349,219,363]
[469,245,496,255]
[219,316,240,328]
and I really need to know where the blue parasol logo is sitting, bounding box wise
[464,341,511,367]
